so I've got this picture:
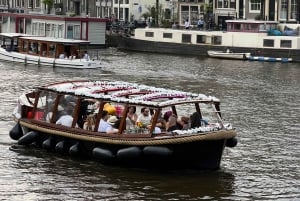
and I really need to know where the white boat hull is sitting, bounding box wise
[207,51,251,60]
[0,48,101,69]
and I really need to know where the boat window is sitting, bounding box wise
[49,44,55,57]
[163,33,172,39]
[259,24,266,32]
[263,39,274,47]
[22,40,28,52]
[196,35,206,44]
[212,36,222,45]
[234,23,241,31]
[182,34,191,43]
[145,32,154,37]
[280,40,292,48]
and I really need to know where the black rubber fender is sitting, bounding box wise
[18,131,39,145]
[143,146,173,157]
[226,137,238,148]
[93,147,115,160]
[117,146,142,159]
[9,123,23,140]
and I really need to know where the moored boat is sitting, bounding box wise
[0,33,101,69]
[118,20,300,62]
[207,50,250,60]
[10,80,237,170]
[247,56,292,62]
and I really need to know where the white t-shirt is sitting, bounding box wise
[137,114,152,125]
[56,115,73,127]
[98,119,113,132]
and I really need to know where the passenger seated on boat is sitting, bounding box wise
[97,110,118,134]
[83,51,90,60]
[166,115,180,132]
[136,107,152,127]
[59,53,65,59]
[126,106,138,129]
[190,112,209,128]
[146,116,162,134]
[83,114,96,131]
[178,116,190,130]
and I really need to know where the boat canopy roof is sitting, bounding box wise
[39,80,220,107]
[19,36,91,44]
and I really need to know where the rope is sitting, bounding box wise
[20,121,237,146]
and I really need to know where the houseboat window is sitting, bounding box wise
[82,22,87,40]
[58,25,63,38]
[40,43,47,56]
[145,32,154,37]
[46,24,51,37]
[74,25,80,40]
[196,35,206,44]
[49,45,56,57]
[67,25,74,39]
[280,40,292,48]
[263,39,274,47]
[234,23,241,30]
[22,40,28,52]
[259,24,266,32]
[182,34,191,43]
[39,23,45,35]
[212,36,222,45]
[163,33,172,39]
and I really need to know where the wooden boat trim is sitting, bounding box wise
[19,120,237,146]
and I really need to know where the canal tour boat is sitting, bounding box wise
[118,20,300,62]
[9,80,237,170]
[0,33,101,69]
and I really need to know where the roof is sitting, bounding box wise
[225,20,278,24]
[40,80,219,107]
[0,33,33,38]
[19,36,90,44]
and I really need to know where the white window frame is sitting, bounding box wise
[249,0,261,14]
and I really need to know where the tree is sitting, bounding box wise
[42,0,54,14]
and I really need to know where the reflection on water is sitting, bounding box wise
[0,49,299,200]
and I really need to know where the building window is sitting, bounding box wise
[280,40,292,48]
[145,32,154,37]
[74,25,80,40]
[263,39,274,47]
[290,0,297,20]
[249,0,261,13]
[28,0,32,8]
[182,34,191,43]
[163,33,172,38]
[280,0,288,19]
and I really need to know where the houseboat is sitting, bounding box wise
[0,33,101,69]
[9,80,237,170]
[118,20,300,62]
